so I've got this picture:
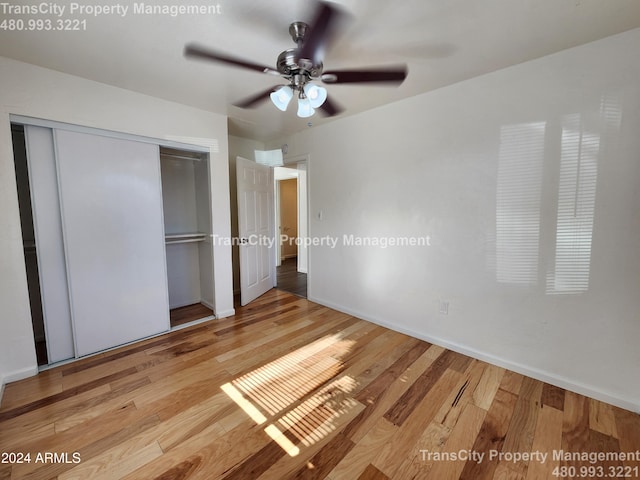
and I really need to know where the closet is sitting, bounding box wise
[160,147,214,326]
[11,119,215,366]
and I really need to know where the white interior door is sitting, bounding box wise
[55,130,170,357]
[236,156,275,306]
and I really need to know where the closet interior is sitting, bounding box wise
[160,147,215,327]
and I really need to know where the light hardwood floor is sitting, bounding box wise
[169,303,214,329]
[1,289,638,479]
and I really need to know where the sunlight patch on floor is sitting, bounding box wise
[220,333,360,456]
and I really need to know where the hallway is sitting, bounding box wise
[276,257,307,298]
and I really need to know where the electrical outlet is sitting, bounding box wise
[439,300,449,315]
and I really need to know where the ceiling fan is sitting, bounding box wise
[184,1,408,118]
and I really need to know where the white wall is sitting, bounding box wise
[268,28,640,412]
[228,135,265,293]
[0,57,234,397]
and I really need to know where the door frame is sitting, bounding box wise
[274,168,301,268]
[282,154,310,275]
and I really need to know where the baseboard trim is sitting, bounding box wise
[216,308,235,319]
[200,299,215,311]
[0,365,39,405]
[169,300,205,310]
[308,295,640,414]
[170,315,215,332]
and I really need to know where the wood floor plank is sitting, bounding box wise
[555,390,591,480]
[339,332,419,389]
[357,464,391,480]
[0,367,137,422]
[55,377,151,432]
[459,387,519,480]
[60,322,214,376]
[0,464,10,480]
[372,368,463,477]
[588,429,623,473]
[256,397,366,480]
[328,417,397,480]
[170,302,213,328]
[491,377,543,479]
[60,351,151,391]
[434,359,486,430]
[11,410,161,479]
[62,390,231,480]
[0,370,63,411]
[213,316,314,364]
[540,383,565,411]
[589,397,618,438]
[423,403,487,480]
[58,440,164,480]
[220,438,285,480]
[154,393,232,451]
[211,304,324,364]
[473,363,505,411]
[499,370,524,395]
[0,290,637,480]
[288,432,356,479]
[524,405,563,480]
[0,384,112,450]
[613,406,640,471]
[51,359,224,438]
[347,344,442,443]
[392,420,451,479]
[562,391,591,456]
[223,315,359,376]
[122,418,263,480]
[383,348,457,426]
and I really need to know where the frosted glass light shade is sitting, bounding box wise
[297,97,315,118]
[303,83,327,108]
[270,86,294,111]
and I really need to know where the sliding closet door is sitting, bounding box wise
[55,130,169,357]
[24,126,75,363]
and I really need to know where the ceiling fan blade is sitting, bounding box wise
[184,43,280,75]
[233,86,281,109]
[321,66,408,85]
[318,96,343,117]
[298,1,347,67]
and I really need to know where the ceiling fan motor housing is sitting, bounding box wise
[277,22,323,80]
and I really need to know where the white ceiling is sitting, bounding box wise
[2,0,640,141]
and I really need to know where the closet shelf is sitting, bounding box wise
[165,233,208,245]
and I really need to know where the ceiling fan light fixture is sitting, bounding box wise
[297,96,315,118]
[303,83,327,108]
[270,85,294,111]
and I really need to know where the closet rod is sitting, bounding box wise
[160,153,203,162]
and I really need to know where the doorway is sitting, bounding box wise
[275,164,308,298]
